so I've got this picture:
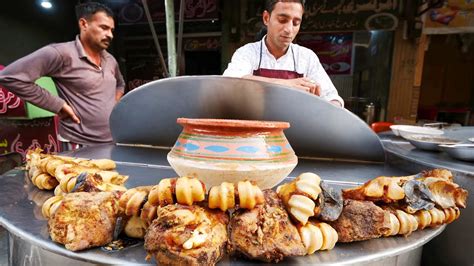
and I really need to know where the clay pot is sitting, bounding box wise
[167,118,298,189]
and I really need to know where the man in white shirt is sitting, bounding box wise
[223,0,344,107]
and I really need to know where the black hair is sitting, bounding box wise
[264,0,305,13]
[75,1,114,21]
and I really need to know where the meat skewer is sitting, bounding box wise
[208,180,265,211]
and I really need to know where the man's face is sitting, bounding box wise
[263,2,303,52]
[79,11,115,51]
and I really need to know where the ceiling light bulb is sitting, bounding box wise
[41,1,52,9]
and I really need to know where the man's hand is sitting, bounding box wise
[115,90,124,102]
[59,103,80,124]
[281,77,321,95]
[330,99,342,107]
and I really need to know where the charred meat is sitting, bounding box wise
[48,192,119,251]
[228,190,306,262]
[329,200,391,242]
[144,204,228,266]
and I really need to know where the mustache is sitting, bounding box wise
[102,37,112,43]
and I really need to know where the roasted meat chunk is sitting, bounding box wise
[228,190,306,262]
[144,204,228,266]
[329,200,391,242]
[48,192,119,251]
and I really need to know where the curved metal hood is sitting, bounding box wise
[110,76,385,162]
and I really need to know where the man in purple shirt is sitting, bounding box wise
[0,2,125,150]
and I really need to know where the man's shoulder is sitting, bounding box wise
[49,40,75,51]
[291,43,317,57]
[48,40,77,57]
[235,41,260,54]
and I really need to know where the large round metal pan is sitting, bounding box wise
[0,144,444,265]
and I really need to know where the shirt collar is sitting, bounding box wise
[75,35,107,59]
[261,35,292,59]
[75,35,88,59]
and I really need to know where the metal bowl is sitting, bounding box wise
[404,135,460,151]
[439,144,474,161]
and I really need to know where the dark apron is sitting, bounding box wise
[253,40,304,79]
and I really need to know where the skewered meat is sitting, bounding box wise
[54,155,116,170]
[228,190,306,262]
[418,177,468,209]
[29,168,58,190]
[208,181,264,211]
[42,195,64,219]
[148,177,206,207]
[419,168,453,181]
[383,208,419,236]
[48,192,119,251]
[118,186,155,238]
[144,204,228,266]
[60,172,127,194]
[383,207,461,236]
[342,175,414,203]
[54,164,128,185]
[328,200,391,242]
[276,172,322,225]
[118,186,152,217]
[25,149,126,191]
[124,215,148,239]
[315,181,343,222]
[119,200,160,239]
[297,221,338,254]
[402,179,435,213]
[26,148,116,172]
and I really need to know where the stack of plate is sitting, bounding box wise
[392,125,474,161]
[390,125,444,138]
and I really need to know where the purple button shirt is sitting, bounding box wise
[0,36,125,145]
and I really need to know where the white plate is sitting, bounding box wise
[469,137,474,143]
[390,125,444,138]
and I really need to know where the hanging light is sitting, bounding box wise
[40,0,53,9]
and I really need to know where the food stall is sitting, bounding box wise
[0,77,466,265]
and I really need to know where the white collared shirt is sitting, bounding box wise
[223,37,344,106]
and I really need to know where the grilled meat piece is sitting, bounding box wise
[228,190,306,262]
[342,176,414,203]
[144,204,228,266]
[48,192,119,251]
[329,199,391,242]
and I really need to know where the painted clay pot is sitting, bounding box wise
[167,118,298,189]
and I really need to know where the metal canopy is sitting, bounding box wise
[110,76,385,162]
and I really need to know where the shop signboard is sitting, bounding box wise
[245,0,400,36]
[297,33,354,76]
[0,117,59,159]
[302,0,400,32]
[0,87,26,117]
[0,65,27,117]
[423,0,474,34]
[116,0,219,24]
